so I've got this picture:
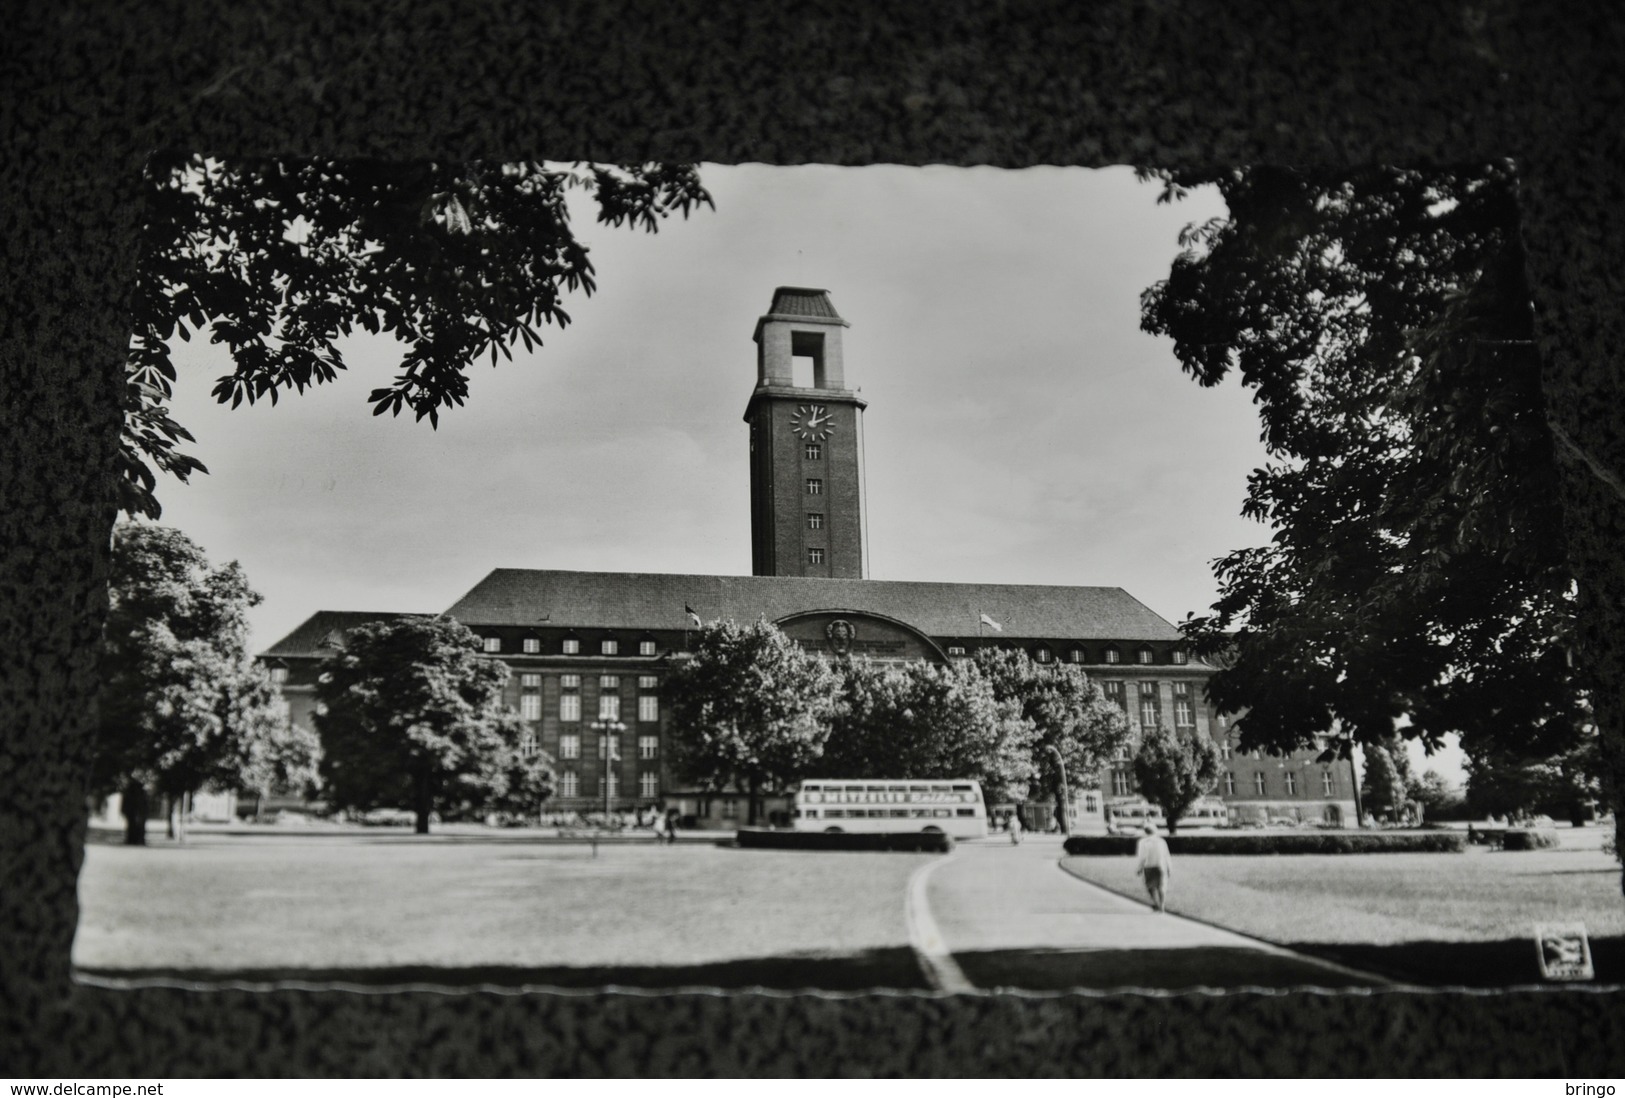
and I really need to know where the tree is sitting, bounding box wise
[95,523,315,845]
[1140,165,1590,806]
[1130,722,1222,834]
[1466,736,1600,824]
[1362,743,1406,821]
[313,616,550,833]
[1411,768,1465,819]
[123,156,712,519]
[662,618,839,825]
[972,648,1131,825]
[820,658,1037,800]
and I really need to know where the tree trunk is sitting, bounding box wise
[174,791,188,844]
[414,772,432,835]
[121,781,147,847]
[747,776,760,827]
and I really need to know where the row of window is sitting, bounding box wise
[483,637,662,656]
[941,645,1189,665]
[517,673,659,691]
[523,694,661,722]
[520,730,661,760]
[555,771,661,799]
[1222,771,1338,797]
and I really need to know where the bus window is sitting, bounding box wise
[825,809,845,819]
[866,785,886,792]
[934,809,951,818]
[908,784,928,792]
[792,809,802,818]
[956,808,975,817]
[952,784,972,792]
[802,784,822,792]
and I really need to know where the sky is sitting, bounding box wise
[149,162,1464,785]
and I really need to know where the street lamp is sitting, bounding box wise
[589,719,627,820]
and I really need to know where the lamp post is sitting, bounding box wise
[1045,744,1071,836]
[590,718,626,820]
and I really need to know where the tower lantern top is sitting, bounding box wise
[753,287,851,391]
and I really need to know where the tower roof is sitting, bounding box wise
[766,286,844,321]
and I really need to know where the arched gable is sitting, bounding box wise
[773,608,949,663]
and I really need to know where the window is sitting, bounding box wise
[519,694,542,721]
[946,645,966,657]
[562,638,580,655]
[1105,647,1121,665]
[599,733,621,760]
[1175,700,1194,727]
[805,443,822,460]
[638,695,659,722]
[598,694,621,721]
[1220,739,1232,761]
[559,695,581,722]
[1322,770,1335,796]
[520,672,541,689]
[807,512,824,529]
[722,800,739,820]
[560,771,578,798]
[1253,772,1266,795]
[638,640,656,656]
[1112,771,1131,797]
[638,734,659,759]
[640,772,659,799]
[268,666,289,685]
[1173,681,1190,696]
[560,735,580,760]
[523,637,541,654]
[561,674,580,689]
[1284,772,1297,795]
[1034,646,1052,664]
[1068,648,1084,663]
[1104,681,1125,709]
[600,675,620,690]
[601,639,619,656]
[1137,647,1153,665]
[808,547,824,564]
[483,637,501,653]
[1139,690,1158,729]
[806,478,823,495]
[1173,649,1188,665]
[599,773,620,796]
[520,730,537,757]
[1225,772,1236,796]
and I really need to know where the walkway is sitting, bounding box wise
[910,837,1385,991]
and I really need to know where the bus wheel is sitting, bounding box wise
[823,826,844,834]
[921,826,944,834]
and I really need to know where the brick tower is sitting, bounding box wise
[744,287,867,578]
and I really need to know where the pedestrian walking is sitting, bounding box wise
[1135,822,1172,912]
[1008,810,1023,844]
[665,807,680,844]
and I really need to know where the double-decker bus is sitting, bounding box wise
[790,779,989,838]
[1106,797,1229,833]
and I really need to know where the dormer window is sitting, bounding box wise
[639,639,657,656]
[523,637,541,654]
[1105,647,1121,665]
[601,639,619,656]
[268,666,289,685]
[1034,646,1053,664]
[483,637,502,653]
[1173,649,1188,665]
[562,637,580,655]
[1068,648,1085,664]
[1137,647,1154,665]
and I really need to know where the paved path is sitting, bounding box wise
[912,837,1385,991]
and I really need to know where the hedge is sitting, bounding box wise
[1062,831,1465,856]
[1501,828,1561,851]
[735,828,955,853]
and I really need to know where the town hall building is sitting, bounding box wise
[262,288,1358,830]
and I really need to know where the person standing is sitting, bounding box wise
[1008,810,1023,845]
[1136,823,1172,912]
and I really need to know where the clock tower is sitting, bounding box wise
[744,287,867,578]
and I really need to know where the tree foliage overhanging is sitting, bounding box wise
[124,155,712,518]
[1140,163,1589,776]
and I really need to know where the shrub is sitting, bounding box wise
[1062,831,1465,856]
[735,828,954,853]
[1501,828,1560,851]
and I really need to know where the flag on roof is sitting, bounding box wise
[685,604,702,628]
[979,613,1003,632]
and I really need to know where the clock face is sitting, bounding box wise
[791,403,833,441]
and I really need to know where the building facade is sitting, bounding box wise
[261,289,1358,829]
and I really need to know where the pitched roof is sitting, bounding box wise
[441,569,1183,642]
[765,286,844,322]
[259,609,428,658]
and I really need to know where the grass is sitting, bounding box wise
[75,832,938,988]
[1061,830,1625,986]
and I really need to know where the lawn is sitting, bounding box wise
[1061,828,1625,987]
[74,831,937,990]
